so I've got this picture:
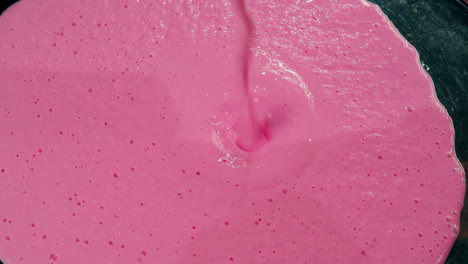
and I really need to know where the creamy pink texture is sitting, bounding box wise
[0,0,465,263]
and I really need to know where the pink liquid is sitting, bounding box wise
[225,0,268,152]
[0,0,464,263]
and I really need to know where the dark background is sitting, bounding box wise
[1,0,467,263]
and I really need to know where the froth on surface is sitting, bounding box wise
[0,0,464,263]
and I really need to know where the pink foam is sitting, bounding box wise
[0,0,464,263]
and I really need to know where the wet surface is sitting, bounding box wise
[367,1,468,262]
[0,0,467,263]
[368,0,468,162]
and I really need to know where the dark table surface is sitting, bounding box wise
[1,0,467,263]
